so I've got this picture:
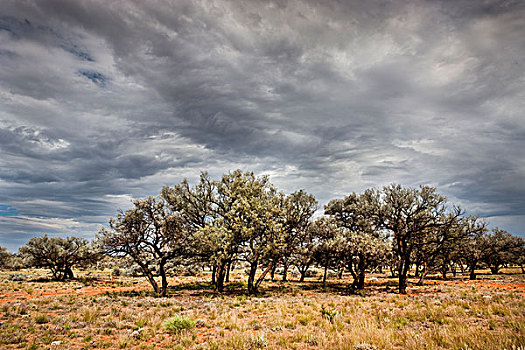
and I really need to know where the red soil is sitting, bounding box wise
[0,285,142,304]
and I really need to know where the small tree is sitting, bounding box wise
[411,209,464,284]
[0,245,11,269]
[326,192,389,290]
[360,184,448,294]
[311,217,345,286]
[512,238,525,273]
[455,216,488,280]
[19,235,98,280]
[481,228,522,274]
[194,170,284,294]
[279,190,317,281]
[290,221,321,282]
[98,195,192,297]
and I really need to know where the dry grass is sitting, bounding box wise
[0,268,523,349]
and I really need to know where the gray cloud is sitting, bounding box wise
[0,0,524,250]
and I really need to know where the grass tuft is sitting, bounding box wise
[163,315,196,334]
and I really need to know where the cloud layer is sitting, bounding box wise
[1,0,524,250]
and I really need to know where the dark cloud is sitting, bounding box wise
[0,0,524,250]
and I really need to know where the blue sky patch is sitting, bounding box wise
[0,205,18,216]
[78,70,107,87]
[61,43,94,62]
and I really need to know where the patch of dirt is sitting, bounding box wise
[0,285,144,304]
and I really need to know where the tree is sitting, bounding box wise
[361,184,448,294]
[161,173,215,280]
[455,216,488,280]
[279,190,317,281]
[311,217,345,286]
[512,237,525,273]
[0,246,11,269]
[325,192,389,290]
[194,170,283,294]
[411,208,464,284]
[290,221,321,282]
[481,228,522,274]
[19,235,98,280]
[98,195,192,297]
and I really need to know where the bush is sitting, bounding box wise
[7,273,26,281]
[163,316,196,334]
[34,314,49,324]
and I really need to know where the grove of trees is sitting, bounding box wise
[7,169,525,296]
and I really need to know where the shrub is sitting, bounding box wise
[163,316,196,334]
[34,314,49,324]
[7,273,26,281]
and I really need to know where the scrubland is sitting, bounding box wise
[0,269,523,350]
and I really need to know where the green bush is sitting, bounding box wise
[34,314,49,324]
[163,316,196,334]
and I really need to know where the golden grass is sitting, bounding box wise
[0,268,523,349]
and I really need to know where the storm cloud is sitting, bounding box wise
[1,0,524,250]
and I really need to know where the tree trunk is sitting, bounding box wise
[356,255,366,289]
[159,261,168,297]
[215,261,228,292]
[490,265,500,274]
[282,262,289,282]
[254,263,274,293]
[64,266,74,280]
[469,263,477,280]
[299,270,306,282]
[398,255,411,294]
[247,259,259,294]
[356,270,365,289]
[389,263,397,277]
[322,263,328,286]
[338,266,344,279]
[225,261,231,282]
[299,263,310,282]
[417,262,428,286]
[520,264,525,274]
[211,265,216,285]
[450,264,457,277]
[270,263,277,281]
[136,260,159,295]
[145,271,159,295]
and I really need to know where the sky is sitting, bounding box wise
[0,0,524,251]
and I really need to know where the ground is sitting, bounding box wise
[0,268,523,349]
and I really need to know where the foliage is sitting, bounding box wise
[480,228,523,274]
[96,169,523,295]
[18,235,99,280]
[279,190,318,281]
[325,192,389,289]
[163,316,196,334]
[97,195,193,296]
[195,170,284,294]
[0,246,10,269]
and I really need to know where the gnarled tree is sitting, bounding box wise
[194,170,283,294]
[19,235,98,280]
[279,190,317,281]
[326,192,389,290]
[98,195,192,297]
[360,184,448,294]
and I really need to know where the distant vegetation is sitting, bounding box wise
[5,169,525,296]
